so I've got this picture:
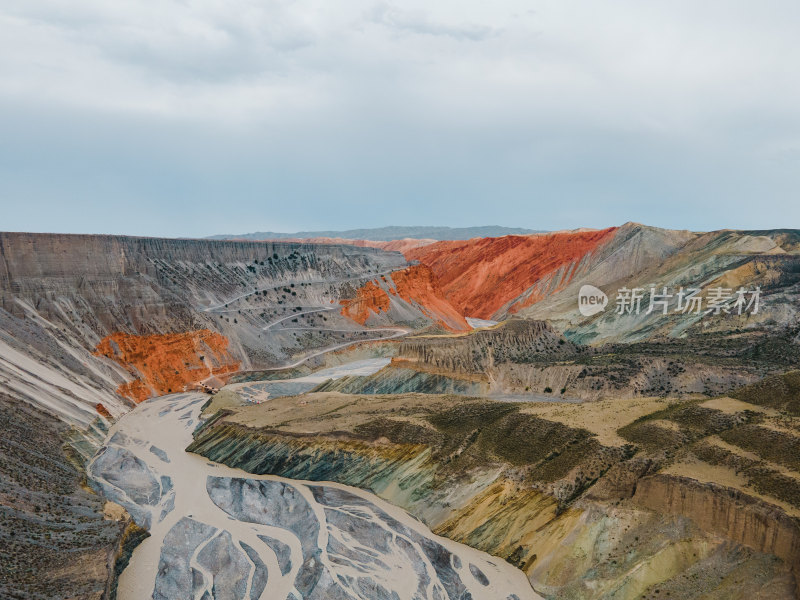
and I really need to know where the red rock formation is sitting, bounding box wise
[95,403,112,419]
[340,280,392,325]
[95,330,240,403]
[341,265,470,331]
[406,228,617,319]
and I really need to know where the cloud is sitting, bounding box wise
[366,3,497,41]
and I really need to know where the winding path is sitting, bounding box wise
[201,269,399,314]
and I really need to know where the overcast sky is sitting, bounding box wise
[1,1,799,237]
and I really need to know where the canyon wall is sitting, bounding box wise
[633,474,800,576]
[0,232,416,421]
[340,264,470,331]
[393,318,766,399]
[406,228,617,319]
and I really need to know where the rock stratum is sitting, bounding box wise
[1,225,800,599]
[189,376,800,599]
[340,264,470,332]
[95,330,240,402]
[405,227,619,319]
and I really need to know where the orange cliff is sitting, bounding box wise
[95,329,240,403]
[406,228,618,320]
[340,264,470,331]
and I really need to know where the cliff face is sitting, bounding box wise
[406,228,617,319]
[95,330,240,402]
[390,318,766,399]
[0,232,405,332]
[340,264,470,331]
[0,232,418,424]
[633,474,800,578]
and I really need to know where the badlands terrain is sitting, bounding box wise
[1,223,800,599]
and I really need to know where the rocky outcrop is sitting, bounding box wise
[634,475,800,577]
[0,392,126,600]
[340,280,391,324]
[406,228,618,319]
[398,319,573,375]
[95,330,240,402]
[340,264,470,331]
[389,319,774,399]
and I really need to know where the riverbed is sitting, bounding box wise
[88,363,540,600]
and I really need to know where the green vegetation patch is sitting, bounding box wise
[618,421,689,452]
[426,401,519,436]
[719,424,800,472]
[691,440,800,510]
[530,438,604,483]
[731,370,800,416]
[422,400,600,487]
[479,411,593,467]
[354,418,444,446]
[617,398,756,452]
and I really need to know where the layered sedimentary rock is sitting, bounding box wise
[189,387,800,598]
[633,474,800,580]
[379,318,771,399]
[95,330,240,402]
[521,225,800,344]
[4,225,800,599]
[406,227,618,319]
[401,223,800,346]
[340,264,469,331]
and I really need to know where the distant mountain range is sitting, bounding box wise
[207,225,542,241]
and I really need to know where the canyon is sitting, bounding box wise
[1,225,800,599]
